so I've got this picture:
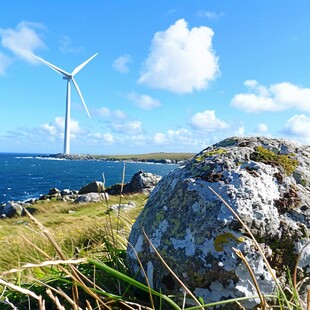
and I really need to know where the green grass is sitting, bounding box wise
[94,152,195,162]
[0,191,308,309]
[0,193,147,277]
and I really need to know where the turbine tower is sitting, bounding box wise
[30,52,98,154]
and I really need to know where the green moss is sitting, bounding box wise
[154,209,165,224]
[213,232,244,252]
[195,148,227,162]
[251,146,298,176]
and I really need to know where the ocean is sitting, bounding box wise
[0,153,178,204]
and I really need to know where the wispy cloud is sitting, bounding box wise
[86,132,115,144]
[196,10,224,20]
[113,54,133,73]
[126,92,161,110]
[110,120,142,134]
[139,19,219,94]
[58,35,83,53]
[97,107,127,119]
[0,21,46,63]
[0,52,12,76]
[231,80,310,113]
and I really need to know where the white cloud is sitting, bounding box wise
[111,120,142,134]
[282,114,310,143]
[189,110,229,132]
[235,126,245,136]
[138,19,219,94]
[59,35,83,53]
[98,107,111,117]
[256,123,268,134]
[153,128,196,146]
[231,80,310,113]
[40,117,81,139]
[153,132,166,144]
[40,123,58,136]
[127,92,161,110]
[97,107,127,119]
[129,134,147,145]
[113,54,133,73]
[114,109,127,119]
[0,52,12,76]
[196,10,224,20]
[0,21,46,62]
[102,133,115,144]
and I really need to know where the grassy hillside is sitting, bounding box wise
[101,152,195,161]
[0,193,147,275]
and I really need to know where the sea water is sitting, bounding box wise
[0,153,177,204]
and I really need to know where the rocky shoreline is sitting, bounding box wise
[40,153,190,164]
[0,170,162,218]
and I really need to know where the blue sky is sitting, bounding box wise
[1,1,310,154]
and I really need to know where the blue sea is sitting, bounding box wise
[0,153,178,204]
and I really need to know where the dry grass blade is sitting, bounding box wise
[293,241,310,294]
[0,259,86,277]
[142,227,204,309]
[38,295,46,310]
[232,247,266,308]
[54,287,83,310]
[86,299,93,310]
[46,289,66,310]
[23,208,67,261]
[72,281,79,310]
[0,278,41,301]
[23,208,109,308]
[127,241,155,309]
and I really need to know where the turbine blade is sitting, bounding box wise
[71,53,98,76]
[28,52,71,77]
[71,77,91,119]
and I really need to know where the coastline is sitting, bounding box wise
[40,152,195,164]
[1,154,185,206]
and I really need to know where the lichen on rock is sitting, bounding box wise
[126,137,310,308]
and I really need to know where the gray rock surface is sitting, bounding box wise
[106,170,162,195]
[0,201,23,217]
[74,192,108,203]
[127,137,310,308]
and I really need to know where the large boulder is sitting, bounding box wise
[129,170,162,193]
[127,137,310,308]
[75,192,108,203]
[1,201,23,218]
[78,181,105,194]
[106,170,162,195]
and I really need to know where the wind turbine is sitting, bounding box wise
[30,52,98,154]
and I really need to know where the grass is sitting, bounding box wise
[0,188,309,309]
[92,152,195,162]
[0,193,147,277]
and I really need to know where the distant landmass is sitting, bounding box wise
[42,152,196,164]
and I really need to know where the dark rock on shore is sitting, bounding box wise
[0,170,161,218]
[78,181,105,195]
[106,170,162,195]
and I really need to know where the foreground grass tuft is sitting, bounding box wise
[0,190,309,309]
